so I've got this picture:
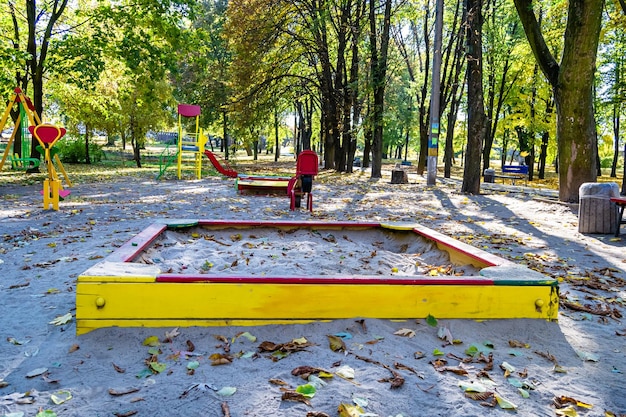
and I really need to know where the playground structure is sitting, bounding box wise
[156,103,319,211]
[1,88,72,210]
[157,104,207,180]
[0,88,42,171]
[75,219,559,335]
[287,150,319,211]
[206,149,319,211]
[30,124,71,210]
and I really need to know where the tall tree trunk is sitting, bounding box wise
[514,0,603,202]
[369,0,393,179]
[537,94,554,179]
[461,0,486,194]
[85,124,91,164]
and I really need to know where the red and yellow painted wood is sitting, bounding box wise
[235,176,292,194]
[76,220,559,335]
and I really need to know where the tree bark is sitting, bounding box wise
[461,0,486,194]
[368,0,392,179]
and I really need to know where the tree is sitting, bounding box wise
[368,0,393,179]
[514,0,604,202]
[461,0,486,194]
[1,0,70,168]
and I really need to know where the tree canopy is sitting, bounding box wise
[1,0,623,200]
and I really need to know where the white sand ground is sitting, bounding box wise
[1,168,625,417]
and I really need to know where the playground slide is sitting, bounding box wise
[203,150,238,178]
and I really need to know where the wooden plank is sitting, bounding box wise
[76,281,558,335]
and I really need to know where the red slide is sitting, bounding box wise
[204,150,238,178]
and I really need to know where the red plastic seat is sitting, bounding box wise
[288,150,319,212]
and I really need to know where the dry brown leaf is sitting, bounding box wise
[269,378,289,386]
[209,353,233,365]
[379,370,405,389]
[109,387,141,396]
[509,339,529,348]
[68,344,80,353]
[258,341,280,352]
[466,391,495,402]
[354,319,367,333]
[186,339,196,352]
[113,411,137,417]
[292,366,326,379]
[394,328,416,338]
[281,391,311,406]
[112,363,126,373]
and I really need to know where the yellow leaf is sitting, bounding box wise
[338,403,364,417]
[47,242,56,248]
[142,336,160,347]
[576,400,593,409]
[555,405,578,416]
[327,335,346,352]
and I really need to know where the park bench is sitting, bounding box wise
[494,165,529,185]
[611,197,626,237]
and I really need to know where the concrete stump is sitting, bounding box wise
[391,169,408,184]
[578,182,620,234]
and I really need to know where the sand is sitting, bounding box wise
[1,168,625,417]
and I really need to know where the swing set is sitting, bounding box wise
[0,87,72,210]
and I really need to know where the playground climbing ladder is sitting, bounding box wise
[0,88,42,171]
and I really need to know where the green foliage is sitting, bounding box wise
[600,157,614,169]
[55,138,104,164]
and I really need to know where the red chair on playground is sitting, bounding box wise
[287,150,319,212]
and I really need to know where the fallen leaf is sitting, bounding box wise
[163,328,180,342]
[394,328,416,338]
[554,406,578,416]
[186,340,196,352]
[292,366,327,379]
[269,378,289,386]
[234,331,257,343]
[337,403,363,417]
[335,365,355,379]
[437,326,454,345]
[50,390,72,405]
[209,353,233,365]
[49,313,72,326]
[149,362,166,373]
[25,368,48,378]
[112,363,126,373]
[281,391,311,406]
[112,411,137,417]
[142,336,160,347]
[495,394,517,409]
[327,335,346,352]
[109,387,141,396]
[216,386,237,396]
[7,337,30,345]
[68,344,79,353]
[296,383,317,398]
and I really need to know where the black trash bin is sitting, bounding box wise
[483,168,495,183]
